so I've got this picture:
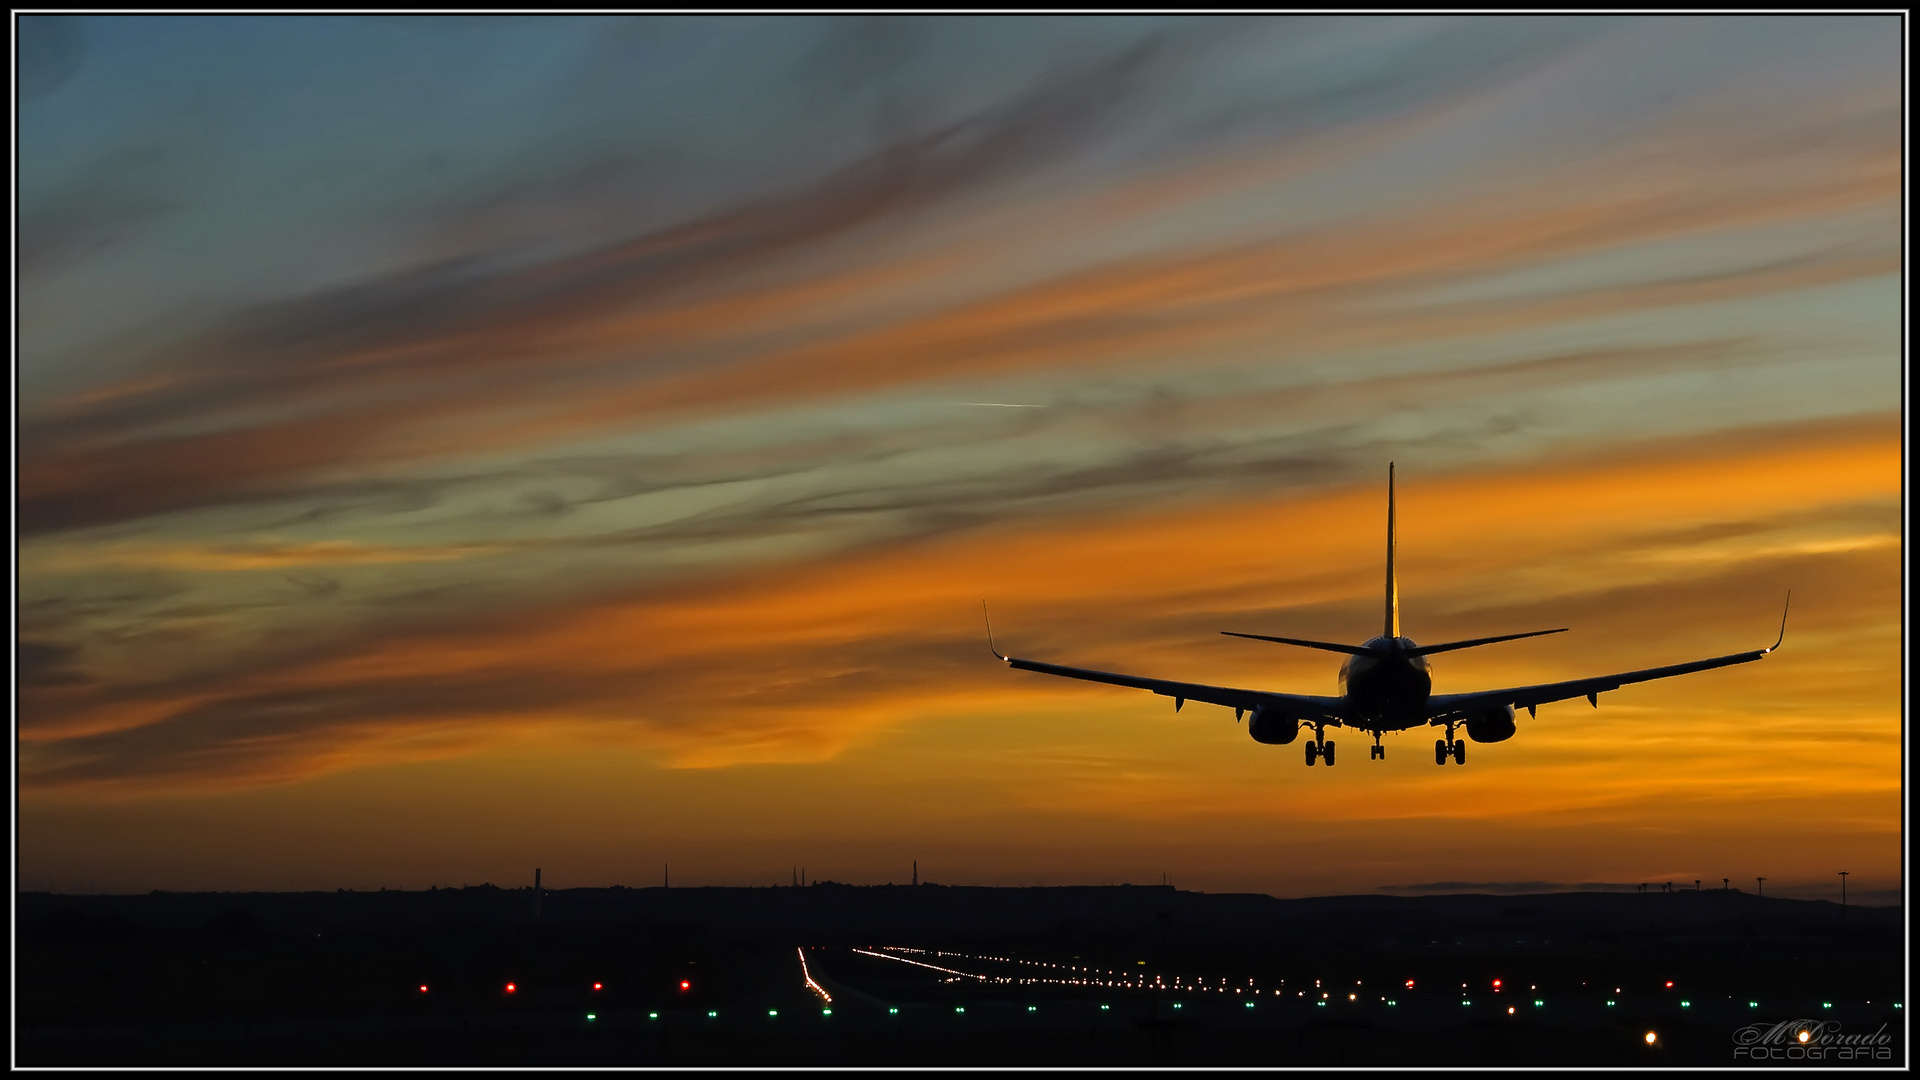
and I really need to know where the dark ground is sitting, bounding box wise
[15,884,1905,1066]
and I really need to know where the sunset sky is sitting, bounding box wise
[16,15,1903,903]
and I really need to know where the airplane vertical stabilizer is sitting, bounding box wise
[1385,463,1400,638]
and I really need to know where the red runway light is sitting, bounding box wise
[506,983,517,993]
[418,985,428,993]
[593,982,603,991]
[1493,980,1502,989]
[1665,981,1674,988]
[680,980,691,991]
[1405,980,1415,989]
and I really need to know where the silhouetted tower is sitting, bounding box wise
[792,866,797,887]
[1755,876,1765,898]
[533,868,542,923]
[1839,871,1849,912]
[664,863,669,889]
[912,861,917,887]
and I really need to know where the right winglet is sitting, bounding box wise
[983,601,1008,661]
[1765,590,1791,653]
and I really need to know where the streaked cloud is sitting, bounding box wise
[17,15,1899,898]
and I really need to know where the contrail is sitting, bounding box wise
[957,402,1047,408]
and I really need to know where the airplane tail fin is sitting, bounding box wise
[1386,462,1399,639]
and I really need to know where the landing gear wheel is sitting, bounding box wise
[1435,739,1448,765]
[1323,741,1336,766]
[1452,740,1466,765]
[1305,741,1318,766]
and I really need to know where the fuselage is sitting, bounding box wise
[1338,637,1432,732]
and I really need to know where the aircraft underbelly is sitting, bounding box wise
[1343,661,1430,729]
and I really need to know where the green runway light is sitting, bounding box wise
[1534,1000,1543,1007]
[1245,1002,1255,1008]
[1388,1000,1397,1007]
[955,1006,965,1013]
[822,1009,831,1016]
[1462,1000,1472,1006]
[707,1011,717,1018]
[769,1010,778,1017]
[1750,1002,1759,1008]
[1607,1001,1616,1007]
[1028,1005,1037,1012]
[1681,1001,1690,1008]
[586,1013,596,1021]
[648,1012,658,1019]
[1100,1004,1110,1011]
[888,1008,899,1015]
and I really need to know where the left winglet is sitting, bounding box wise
[983,601,1008,661]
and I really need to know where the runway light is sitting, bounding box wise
[1534,1000,1543,1007]
[1798,1030,1810,1043]
[586,1013,596,1021]
[1681,1001,1691,1008]
[1028,1006,1036,1012]
[648,1012,658,1020]
[1750,1002,1759,1008]
[1100,1005,1110,1011]
[707,1011,717,1018]
[1245,1002,1255,1009]
[1405,980,1415,989]
[505,983,516,994]
[1665,981,1673,988]
[1349,994,1356,1001]
[1645,1031,1657,1045]
[1173,1003,1182,1009]
[680,981,691,992]
[823,1009,831,1016]
[1607,1001,1616,1007]
[593,982,603,991]
[1493,979,1502,989]
[889,1008,898,1015]
[418,985,428,993]
[955,1006,965,1014]
[1508,1007,1515,1014]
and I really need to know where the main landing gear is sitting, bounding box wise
[1304,728,1336,766]
[1433,725,1466,765]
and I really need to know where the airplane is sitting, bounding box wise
[986,464,1789,766]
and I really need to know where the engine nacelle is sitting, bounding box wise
[1248,707,1300,745]
[1465,704,1517,743]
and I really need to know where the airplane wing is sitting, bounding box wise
[997,653,1349,724]
[1424,598,1790,723]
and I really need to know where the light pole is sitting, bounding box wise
[1839,871,1848,912]
[1756,876,1765,898]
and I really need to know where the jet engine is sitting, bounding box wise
[1465,704,1517,743]
[1248,707,1300,745]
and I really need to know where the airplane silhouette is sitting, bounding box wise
[987,464,1789,766]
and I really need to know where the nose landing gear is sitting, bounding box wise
[1370,732,1384,760]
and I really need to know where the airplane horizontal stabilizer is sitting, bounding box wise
[1405,628,1568,656]
[1220,631,1387,657]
